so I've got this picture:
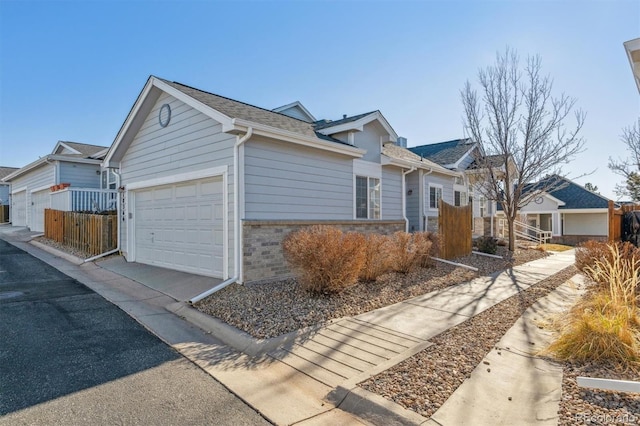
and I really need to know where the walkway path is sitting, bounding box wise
[0,226,580,425]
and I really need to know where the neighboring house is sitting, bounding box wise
[0,167,19,206]
[103,76,420,283]
[408,138,513,235]
[2,141,108,232]
[624,38,640,93]
[496,175,612,245]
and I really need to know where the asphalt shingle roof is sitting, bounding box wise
[408,138,474,166]
[313,111,377,130]
[381,143,450,172]
[161,79,320,138]
[58,141,108,158]
[526,175,610,209]
[469,154,507,169]
[0,167,19,180]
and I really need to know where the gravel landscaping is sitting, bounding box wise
[195,247,547,339]
[359,265,640,424]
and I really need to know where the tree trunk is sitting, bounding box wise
[507,217,516,252]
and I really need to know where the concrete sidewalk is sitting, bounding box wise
[1,226,579,425]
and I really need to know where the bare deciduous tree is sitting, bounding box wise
[608,119,640,201]
[462,48,586,251]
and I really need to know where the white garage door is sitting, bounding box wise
[11,191,26,226]
[134,177,224,278]
[30,189,51,233]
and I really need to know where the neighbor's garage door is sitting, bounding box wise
[30,189,51,233]
[11,191,26,227]
[134,177,224,278]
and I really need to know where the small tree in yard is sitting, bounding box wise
[609,119,640,202]
[462,48,586,251]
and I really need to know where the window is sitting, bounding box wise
[429,185,442,210]
[101,169,117,190]
[454,191,467,207]
[479,196,487,217]
[356,176,380,219]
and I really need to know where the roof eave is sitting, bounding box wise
[382,155,461,176]
[316,111,398,141]
[2,157,50,181]
[624,38,640,94]
[231,118,365,158]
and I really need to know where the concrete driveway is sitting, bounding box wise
[0,238,269,425]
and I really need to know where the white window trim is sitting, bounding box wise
[428,183,443,211]
[354,175,382,219]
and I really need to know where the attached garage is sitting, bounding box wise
[132,176,225,278]
[11,190,26,226]
[30,188,51,232]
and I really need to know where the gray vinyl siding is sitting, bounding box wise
[119,92,236,275]
[353,123,383,163]
[59,162,101,188]
[10,164,55,229]
[424,173,454,219]
[0,184,9,205]
[244,137,354,220]
[381,166,402,220]
[406,171,420,232]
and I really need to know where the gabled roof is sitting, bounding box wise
[105,76,364,167]
[526,175,611,209]
[161,79,321,138]
[272,101,316,123]
[469,154,507,169]
[0,167,19,181]
[3,141,105,182]
[313,111,376,130]
[381,143,460,176]
[53,141,109,159]
[408,138,476,168]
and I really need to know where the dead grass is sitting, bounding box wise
[536,243,573,252]
[546,243,640,368]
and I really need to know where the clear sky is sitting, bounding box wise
[0,0,638,200]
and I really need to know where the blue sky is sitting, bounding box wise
[0,0,638,199]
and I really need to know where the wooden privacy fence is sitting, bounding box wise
[608,200,640,242]
[44,209,117,257]
[0,205,8,223]
[438,199,472,259]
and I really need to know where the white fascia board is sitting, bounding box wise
[230,118,365,158]
[53,141,82,155]
[2,157,49,182]
[11,186,27,194]
[48,156,103,165]
[381,155,460,177]
[126,166,228,191]
[559,208,608,214]
[104,76,234,168]
[317,111,398,140]
[451,144,479,170]
[624,38,640,93]
[272,101,317,122]
[544,193,566,206]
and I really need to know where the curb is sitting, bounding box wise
[165,301,327,357]
[29,240,84,265]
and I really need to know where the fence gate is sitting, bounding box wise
[438,199,472,259]
[608,200,640,242]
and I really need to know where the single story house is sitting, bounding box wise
[2,141,108,232]
[496,175,612,245]
[103,76,431,283]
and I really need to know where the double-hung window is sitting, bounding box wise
[429,184,443,210]
[454,190,468,207]
[356,176,380,219]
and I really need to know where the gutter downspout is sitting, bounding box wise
[189,126,253,305]
[421,167,434,232]
[402,167,416,232]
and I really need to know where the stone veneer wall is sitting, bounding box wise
[242,220,406,284]
[551,235,607,246]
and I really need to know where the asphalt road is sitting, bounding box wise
[0,238,270,425]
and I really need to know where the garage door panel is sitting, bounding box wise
[134,176,224,278]
[31,189,50,233]
[12,191,26,226]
